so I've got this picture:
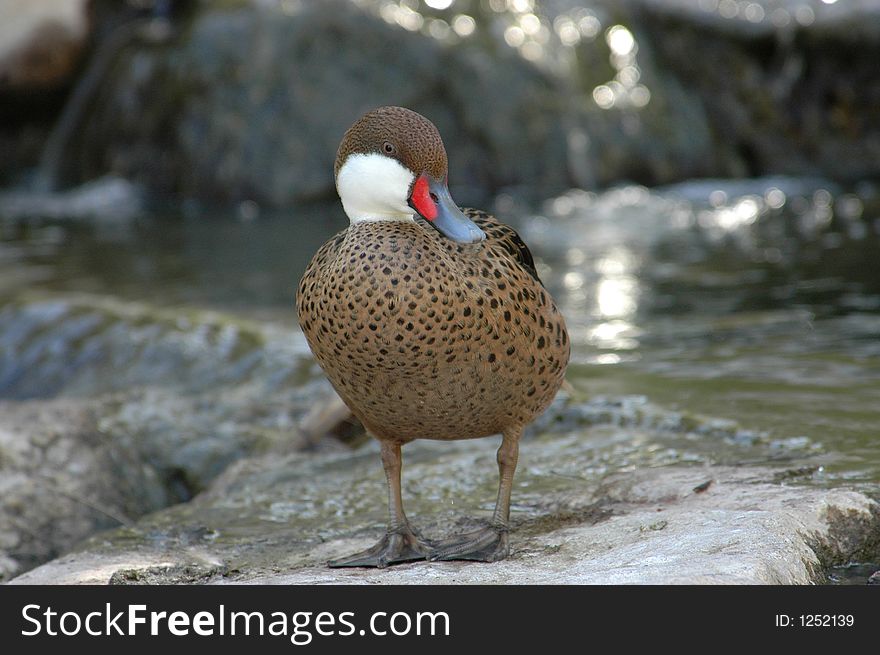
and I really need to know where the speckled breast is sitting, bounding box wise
[297,214,569,443]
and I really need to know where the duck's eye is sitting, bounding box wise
[383,141,396,155]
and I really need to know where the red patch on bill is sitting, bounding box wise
[410,175,437,221]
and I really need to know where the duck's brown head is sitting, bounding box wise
[334,106,485,244]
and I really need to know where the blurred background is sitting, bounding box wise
[0,0,878,582]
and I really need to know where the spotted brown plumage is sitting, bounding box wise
[298,212,567,440]
[297,107,569,566]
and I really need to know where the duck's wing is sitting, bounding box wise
[464,209,542,284]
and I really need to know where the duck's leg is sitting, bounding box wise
[329,439,431,568]
[428,426,521,563]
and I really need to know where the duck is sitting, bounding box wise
[296,106,569,567]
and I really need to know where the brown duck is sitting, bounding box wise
[297,106,569,567]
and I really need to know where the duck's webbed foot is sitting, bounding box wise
[328,526,432,568]
[427,524,510,563]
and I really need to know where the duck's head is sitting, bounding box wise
[334,106,486,244]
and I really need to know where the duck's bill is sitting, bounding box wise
[409,174,486,244]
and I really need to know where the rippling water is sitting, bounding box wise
[524,179,880,489]
[1,177,878,494]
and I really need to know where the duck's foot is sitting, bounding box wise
[428,525,509,563]
[328,528,432,568]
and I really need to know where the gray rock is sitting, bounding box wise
[0,293,343,580]
[4,291,876,584]
[631,0,880,182]
[631,0,880,39]
[57,0,723,206]
[6,0,880,204]
[9,438,878,584]
[0,381,345,581]
[0,397,169,581]
[0,293,309,399]
[63,1,572,207]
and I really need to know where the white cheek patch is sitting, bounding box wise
[336,153,416,223]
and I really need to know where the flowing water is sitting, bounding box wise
[522,180,880,493]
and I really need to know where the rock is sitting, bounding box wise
[5,0,880,203]
[0,0,89,90]
[632,0,880,182]
[9,446,878,584]
[0,293,309,399]
[57,0,721,206]
[0,382,346,581]
[0,293,343,580]
[631,0,880,39]
[0,0,181,189]
[0,0,90,187]
[3,290,878,584]
[0,397,169,581]
[59,0,570,206]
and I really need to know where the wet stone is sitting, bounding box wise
[9,437,879,585]
[0,294,343,580]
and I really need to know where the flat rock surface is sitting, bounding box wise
[10,433,878,584]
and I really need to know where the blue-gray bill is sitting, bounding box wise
[424,178,486,244]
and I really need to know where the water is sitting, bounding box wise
[0,208,331,318]
[1,179,878,491]
[826,562,880,585]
